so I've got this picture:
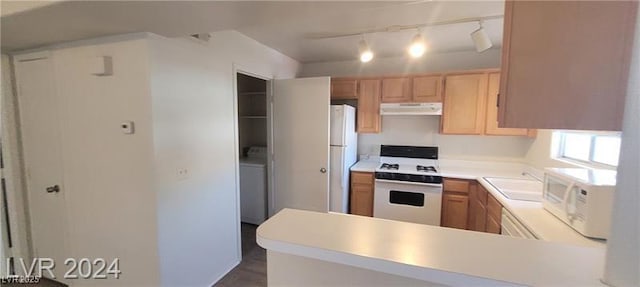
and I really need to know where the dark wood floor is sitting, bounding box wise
[213,223,267,287]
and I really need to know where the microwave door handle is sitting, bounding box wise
[562,182,576,220]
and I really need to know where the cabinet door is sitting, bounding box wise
[499,1,637,131]
[350,184,373,217]
[412,75,442,102]
[381,77,411,103]
[486,193,503,223]
[486,214,501,234]
[331,79,358,100]
[473,200,487,232]
[485,73,531,136]
[357,79,381,133]
[350,172,374,217]
[441,73,488,135]
[441,193,469,229]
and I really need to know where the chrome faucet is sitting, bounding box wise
[522,171,543,182]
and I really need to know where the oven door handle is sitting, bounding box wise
[375,179,443,188]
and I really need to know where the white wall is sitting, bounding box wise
[299,49,502,78]
[10,31,299,287]
[524,130,574,170]
[302,49,536,161]
[359,116,533,161]
[603,6,640,285]
[148,31,299,286]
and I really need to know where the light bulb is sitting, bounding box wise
[360,50,374,62]
[408,34,427,58]
[358,39,374,63]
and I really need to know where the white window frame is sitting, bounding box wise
[553,131,621,169]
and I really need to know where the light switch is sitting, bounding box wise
[90,56,113,76]
[121,121,134,134]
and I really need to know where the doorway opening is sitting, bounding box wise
[236,72,268,254]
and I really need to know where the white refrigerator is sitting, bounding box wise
[330,105,358,213]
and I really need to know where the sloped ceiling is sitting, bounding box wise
[1,1,504,63]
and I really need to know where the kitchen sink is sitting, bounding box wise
[483,177,543,202]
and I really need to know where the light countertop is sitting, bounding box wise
[350,159,380,172]
[349,159,605,248]
[258,208,606,286]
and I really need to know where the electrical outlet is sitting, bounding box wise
[177,168,189,180]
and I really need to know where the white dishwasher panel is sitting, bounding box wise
[501,208,537,240]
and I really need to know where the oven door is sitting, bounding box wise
[373,179,442,226]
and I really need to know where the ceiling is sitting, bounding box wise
[0,1,504,63]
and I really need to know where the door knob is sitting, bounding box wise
[320,168,327,173]
[46,185,60,193]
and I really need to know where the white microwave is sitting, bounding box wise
[542,168,616,239]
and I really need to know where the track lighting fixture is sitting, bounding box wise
[358,38,374,63]
[470,20,493,52]
[408,32,427,58]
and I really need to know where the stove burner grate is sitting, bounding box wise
[417,165,437,173]
[380,163,399,170]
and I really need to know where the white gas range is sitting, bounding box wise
[373,145,443,226]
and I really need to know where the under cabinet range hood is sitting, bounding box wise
[380,103,442,116]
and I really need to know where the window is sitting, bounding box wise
[554,131,621,168]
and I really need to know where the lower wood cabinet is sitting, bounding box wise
[485,188,503,234]
[441,178,472,229]
[350,171,374,217]
[441,193,469,229]
[442,178,503,235]
[467,183,487,232]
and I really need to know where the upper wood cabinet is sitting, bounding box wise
[412,75,442,103]
[499,0,637,131]
[357,79,381,133]
[330,79,358,100]
[441,73,488,135]
[485,73,533,136]
[381,77,412,103]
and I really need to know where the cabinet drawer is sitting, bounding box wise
[351,172,374,186]
[443,179,470,194]
[487,193,502,221]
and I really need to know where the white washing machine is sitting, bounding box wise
[239,147,267,225]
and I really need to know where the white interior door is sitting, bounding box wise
[14,53,68,280]
[273,77,330,213]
